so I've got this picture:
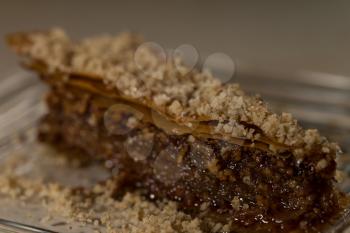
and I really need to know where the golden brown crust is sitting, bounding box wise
[6,28,340,160]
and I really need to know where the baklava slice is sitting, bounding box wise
[7,29,348,233]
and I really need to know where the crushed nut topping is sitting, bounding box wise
[7,28,340,159]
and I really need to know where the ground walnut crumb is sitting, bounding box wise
[231,196,240,210]
[0,174,203,233]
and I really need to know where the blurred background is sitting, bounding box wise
[1,0,350,76]
[0,0,349,150]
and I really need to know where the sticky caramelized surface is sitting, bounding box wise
[36,86,346,232]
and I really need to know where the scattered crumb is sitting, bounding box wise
[0,138,205,233]
[0,173,203,233]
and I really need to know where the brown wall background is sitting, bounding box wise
[1,0,350,79]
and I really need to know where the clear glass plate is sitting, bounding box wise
[0,70,349,232]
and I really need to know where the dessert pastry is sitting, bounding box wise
[6,29,348,232]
